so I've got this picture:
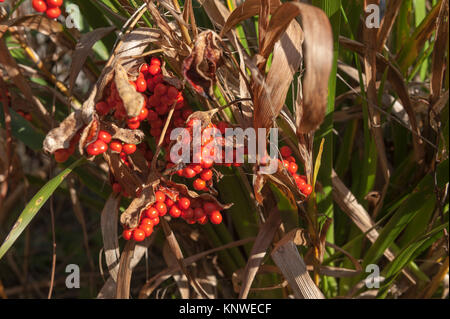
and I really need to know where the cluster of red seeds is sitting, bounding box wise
[168,120,249,191]
[31,0,63,19]
[92,57,193,164]
[279,146,313,196]
[85,129,138,158]
[139,58,193,145]
[122,186,225,241]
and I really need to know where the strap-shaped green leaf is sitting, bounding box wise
[0,158,85,260]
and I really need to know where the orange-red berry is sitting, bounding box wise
[200,169,213,181]
[47,0,63,7]
[98,130,112,144]
[178,197,190,210]
[155,191,166,203]
[145,207,159,219]
[110,140,123,153]
[169,205,182,218]
[32,0,47,12]
[123,143,137,155]
[139,224,153,237]
[132,229,146,241]
[135,78,147,92]
[155,202,167,216]
[288,162,298,175]
[123,229,133,241]
[209,211,223,225]
[46,6,61,19]
[193,178,206,191]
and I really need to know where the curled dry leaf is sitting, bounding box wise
[127,150,150,177]
[104,151,145,201]
[102,121,145,145]
[255,159,306,206]
[94,28,162,103]
[253,173,266,205]
[43,111,85,154]
[186,108,220,128]
[182,30,224,98]
[77,114,100,156]
[114,64,145,118]
[119,177,159,229]
[253,22,304,131]
[270,2,333,134]
[220,0,282,36]
[220,1,333,133]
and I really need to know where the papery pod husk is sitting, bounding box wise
[119,173,160,229]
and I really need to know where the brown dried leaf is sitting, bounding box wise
[0,14,76,49]
[114,64,145,118]
[220,0,282,36]
[186,108,220,128]
[43,111,84,154]
[69,26,116,94]
[253,21,303,131]
[253,173,266,205]
[127,150,150,177]
[376,0,402,52]
[263,2,333,133]
[198,0,230,27]
[119,178,159,229]
[78,115,100,155]
[182,31,224,98]
[104,151,145,203]
[102,121,145,145]
[100,195,121,281]
[93,27,162,106]
[116,240,135,299]
[239,208,281,299]
[271,233,325,299]
[258,0,271,51]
